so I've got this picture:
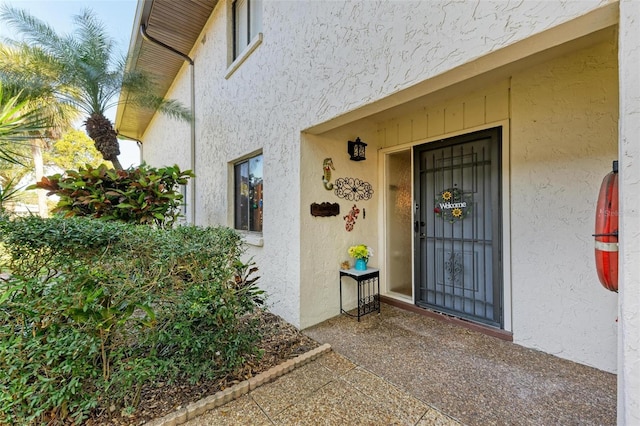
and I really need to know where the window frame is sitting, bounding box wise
[233,153,263,235]
[226,0,263,78]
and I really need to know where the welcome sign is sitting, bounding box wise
[434,187,472,223]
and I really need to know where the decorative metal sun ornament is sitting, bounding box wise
[334,177,374,201]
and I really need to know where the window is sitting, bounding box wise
[234,154,263,232]
[233,0,262,59]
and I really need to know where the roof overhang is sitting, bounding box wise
[115,0,217,140]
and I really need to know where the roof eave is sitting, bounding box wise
[115,0,216,141]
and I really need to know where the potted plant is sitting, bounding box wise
[348,244,373,271]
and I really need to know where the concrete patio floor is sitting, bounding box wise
[304,303,617,425]
[177,303,616,425]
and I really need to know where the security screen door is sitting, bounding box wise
[414,127,502,328]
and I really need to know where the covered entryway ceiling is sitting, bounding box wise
[115,0,217,140]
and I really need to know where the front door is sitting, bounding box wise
[414,127,502,328]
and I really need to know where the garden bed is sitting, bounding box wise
[88,310,319,425]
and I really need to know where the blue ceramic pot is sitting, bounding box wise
[354,258,368,271]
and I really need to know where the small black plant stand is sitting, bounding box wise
[339,267,380,321]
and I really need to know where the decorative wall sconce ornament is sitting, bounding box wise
[322,158,335,190]
[347,137,367,161]
[343,204,360,231]
[310,202,340,217]
[334,177,374,201]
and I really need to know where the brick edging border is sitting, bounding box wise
[144,343,332,426]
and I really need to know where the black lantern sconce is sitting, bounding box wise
[347,137,367,161]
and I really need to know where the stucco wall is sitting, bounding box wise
[618,1,640,421]
[510,39,618,372]
[140,67,193,221]
[137,0,612,331]
[299,125,379,328]
[141,67,191,169]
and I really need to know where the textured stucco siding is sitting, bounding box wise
[299,126,379,328]
[618,1,640,423]
[140,67,193,221]
[510,39,618,372]
[138,0,613,343]
[267,0,612,131]
[141,62,191,169]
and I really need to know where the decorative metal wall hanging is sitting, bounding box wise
[334,177,374,201]
[434,187,472,223]
[322,158,335,190]
[343,204,360,231]
[347,137,367,161]
[310,202,340,217]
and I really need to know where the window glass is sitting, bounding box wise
[233,0,248,58]
[233,0,262,59]
[234,154,263,232]
[249,0,262,38]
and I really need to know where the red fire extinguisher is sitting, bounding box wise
[593,160,618,292]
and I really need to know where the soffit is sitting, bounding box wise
[115,0,217,140]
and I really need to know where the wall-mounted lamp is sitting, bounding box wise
[347,137,367,161]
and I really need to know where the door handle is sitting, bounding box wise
[414,221,425,232]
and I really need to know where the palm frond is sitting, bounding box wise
[0,176,24,212]
[74,9,113,72]
[0,5,67,57]
[0,45,79,139]
[0,83,51,165]
[133,95,193,122]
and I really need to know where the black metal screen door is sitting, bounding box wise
[414,127,502,328]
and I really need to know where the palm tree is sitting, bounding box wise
[0,6,191,170]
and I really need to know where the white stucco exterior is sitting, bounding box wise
[618,1,640,423]
[509,37,619,370]
[124,0,640,421]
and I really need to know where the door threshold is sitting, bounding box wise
[384,291,413,302]
[380,295,513,342]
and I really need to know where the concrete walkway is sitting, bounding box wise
[182,349,458,425]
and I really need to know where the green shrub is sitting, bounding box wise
[0,215,264,424]
[32,163,193,227]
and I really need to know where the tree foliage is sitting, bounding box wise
[44,129,110,170]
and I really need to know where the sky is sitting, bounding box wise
[0,0,141,168]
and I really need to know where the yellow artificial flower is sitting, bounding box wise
[348,244,373,260]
